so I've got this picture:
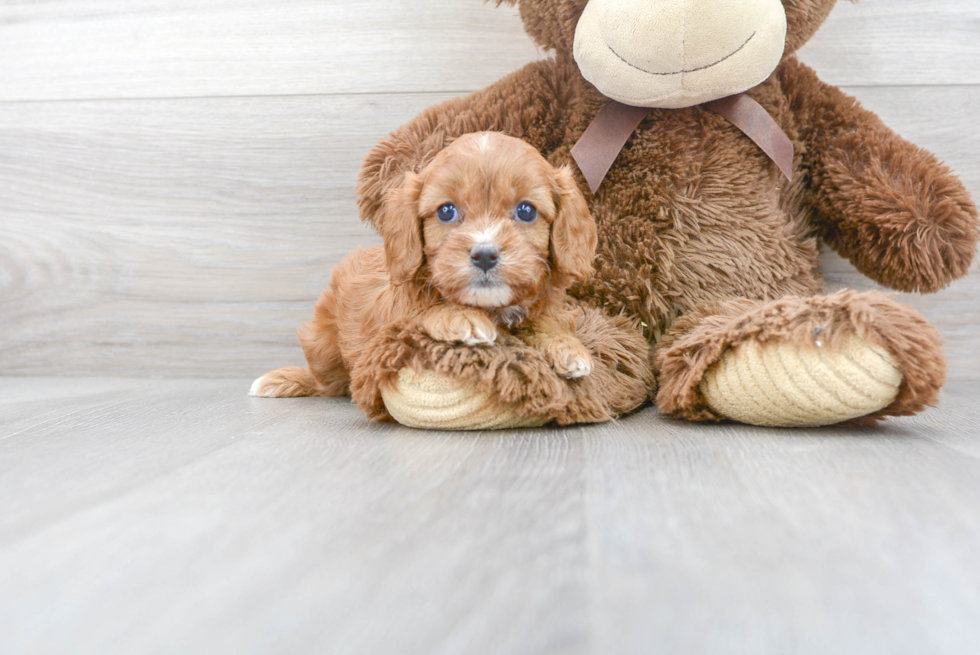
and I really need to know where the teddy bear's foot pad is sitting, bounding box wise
[700,333,902,428]
[381,368,549,430]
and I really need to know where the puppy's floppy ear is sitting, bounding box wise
[550,166,597,282]
[381,172,425,285]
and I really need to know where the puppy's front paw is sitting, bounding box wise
[544,337,594,379]
[423,309,498,346]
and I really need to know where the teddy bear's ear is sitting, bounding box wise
[550,166,597,283]
[782,0,839,55]
[381,172,425,286]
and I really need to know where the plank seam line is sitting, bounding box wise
[0,83,978,106]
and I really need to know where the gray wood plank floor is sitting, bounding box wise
[2,377,979,654]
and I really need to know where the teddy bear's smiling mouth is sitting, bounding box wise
[608,31,757,76]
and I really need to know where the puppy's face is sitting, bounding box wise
[382,132,596,309]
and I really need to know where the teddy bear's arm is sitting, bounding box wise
[779,58,979,293]
[356,59,571,228]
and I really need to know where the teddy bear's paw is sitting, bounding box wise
[381,368,548,430]
[542,337,594,379]
[700,332,903,428]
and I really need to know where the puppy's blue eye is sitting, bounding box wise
[515,202,538,223]
[437,203,459,223]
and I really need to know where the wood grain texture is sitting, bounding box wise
[797,0,980,87]
[1,86,976,378]
[0,0,541,102]
[0,93,423,376]
[1,0,976,103]
[1,377,978,654]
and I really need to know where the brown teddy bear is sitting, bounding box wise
[265,0,979,429]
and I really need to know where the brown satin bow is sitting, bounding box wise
[570,93,794,194]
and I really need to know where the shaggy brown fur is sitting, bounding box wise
[350,0,977,424]
[255,132,621,403]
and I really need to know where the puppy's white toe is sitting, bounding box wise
[249,376,267,397]
[561,355,593,379]
[463,325,497,346]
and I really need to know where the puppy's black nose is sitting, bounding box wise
[470,244,500,272]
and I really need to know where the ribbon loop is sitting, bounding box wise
[571,94,794,194]
[704,94,794,182]
[570,101,649,194]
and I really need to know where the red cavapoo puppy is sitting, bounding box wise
[251,131,598,400]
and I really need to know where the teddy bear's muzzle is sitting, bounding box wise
[573,0,788,108]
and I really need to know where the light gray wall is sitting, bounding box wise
[0,0,977,378]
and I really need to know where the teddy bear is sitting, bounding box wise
[343,0,978,429]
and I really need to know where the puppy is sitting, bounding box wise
[251,132,598,400]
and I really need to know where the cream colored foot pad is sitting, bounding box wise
[381,368,549,430]
[700,333,902,427]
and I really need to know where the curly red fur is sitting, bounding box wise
[255,132,646,417]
